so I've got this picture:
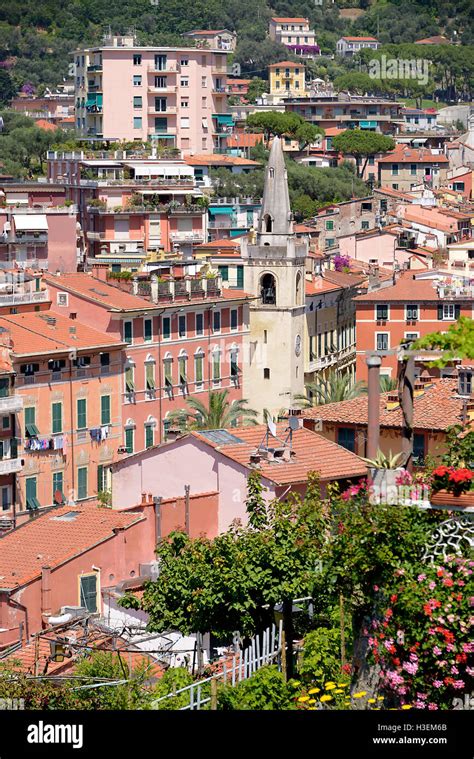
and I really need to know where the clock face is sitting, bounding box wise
[295,334,302,357]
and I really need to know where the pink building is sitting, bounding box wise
[338,227,432,270]
[44,271,252,453]
[0,503,157,645]
[74,35,230,154]
[0,199,79,273]
[110,424,368,535]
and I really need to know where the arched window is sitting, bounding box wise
[260,273,276,305]
[144,354,155,400]
[178,349,188,394]
[295,272,302,304]
[124,418,135,454]
[144,415,157,449]
[163,351,173,396]
[263,213,273,233]
[194,347,204,390]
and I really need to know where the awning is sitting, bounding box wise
[81,160,122,167]
[125,162,193,178]
[213,114,234,125]
[13,214,48,231]
[359,121,377,129]
[209,207,233,215]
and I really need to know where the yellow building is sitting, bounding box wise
[268,60,306,98]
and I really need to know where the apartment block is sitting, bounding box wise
[284,95,402,135]
[377,146,449,191]
[269,17,319,58]
[268,61,306,98]
[73,34,230,153]
[336,36,380,57]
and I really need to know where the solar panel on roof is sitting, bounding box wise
[199,429,245,445]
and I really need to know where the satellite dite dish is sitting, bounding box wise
[289,416,299,431]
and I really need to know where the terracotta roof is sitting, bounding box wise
[378,146,449,164]
[43,273,157,312]
[354,275,441,302]
[271,17,309,23]
[226,133,264,149]
[268,61,305,68]
[194,238,241,250]
[191,424,367,485]
[34,119,56,131]
[301,379,464,432]
[0,505,145,590]
[415,35,451,44]
[0,311,123,357]
[306,278,341,295]
[184,154,260,167]
[376,186,416,199]
[341,36,378,42]
[324,127,345,137]
[295,223,317,233]
[323,269,367,287]
[402,207,463,232]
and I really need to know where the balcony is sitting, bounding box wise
[0,394,23,413]
[0,439,22,475]
[437,284,474,299]
[169,231,205,242]
[148,84,177,93]
[0,259,48,271]
[148,105,177,115]
[87,64,103,72]
[1,232,48,245]
[147,64,180,74]
[0,289,49,307]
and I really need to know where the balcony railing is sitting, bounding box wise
[1,233,48,245]
[147,105,177,115]
[169,231,205,242]
[0,289,49,306]
[147,64,180,74]
[438,285,474,299]
[0,438,22,475]
[0,395,23,413]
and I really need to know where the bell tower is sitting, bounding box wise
[241,137,307,418]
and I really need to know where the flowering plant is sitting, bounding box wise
[333,253,351,272]
[431,466,473,497]
[367,557,474,709]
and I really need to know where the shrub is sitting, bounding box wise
[217,666,296,710]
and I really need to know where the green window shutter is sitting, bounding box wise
[101,395,111,425]
[97,464,104,492]
[26,476,40,510]
[236,266,244,288]
[80,575,97,613]
[195,355,203,383]
[145,425,154,449]
[125,367,135,392]
[77,467,88,500]
[52,472,64,503]
[218,265,229,282]
[146,363,155,389]
[178,358,187,384]
[0,378,9,398]
[144,319,153,342]
[52,403,62,434]
[25,407,35,426]
[124,321,133,344]
[77,398,87,429]
[212,351,220,381]
[125,428,134,454]
[231,309,238,330]
[164,361,172,387]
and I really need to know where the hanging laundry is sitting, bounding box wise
[89,428,101,442]
[100,425,109,441]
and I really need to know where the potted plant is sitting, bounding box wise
[361,449,406,504]
[430,465,474,508]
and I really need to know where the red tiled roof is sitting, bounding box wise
[341,36,378,41]
[43,273,157,312]
[306,278,341,295]
[415,35,451,44]
[402,207,462,232]
[226,133,264,149]
[301,379,464,432]
[378,146,449,164]
[271,17,309,23]
[324,127,345,137]
[295,223,317,233]
[184,154,260,167]
[355,275,441,302]
[268,60,305,68]
[376,186,416,199]
[0,311,123,357]
[0,505,145,590]
[194,238,241,250]
[323,269,367,287]
[192,424,367,485]
[34,119,56,131]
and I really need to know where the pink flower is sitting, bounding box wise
[373,585,379,591]
[402,661,418,675]
[428,581,436,590]
[417,573,426,582]
[453,680,465,689]
[428,703,438,710]
[466,667,474,677]
[450,665,459,674]
[409,653,418,662]
[433,646,442,656]
[433,680,443,688]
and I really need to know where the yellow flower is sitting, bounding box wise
[353,691,367,698]
[334,689,343,694]
[368,699,376,704]
[298,696,310,702]
[337,682,349,688]
[308,699,316,704]
[401,705,412,710]
[291,681,301,688]
[308,687,320,694]
[320,694,333,703]
[324,682,336,690]
[377,696,384,701]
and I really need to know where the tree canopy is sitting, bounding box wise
[332,129,396,178]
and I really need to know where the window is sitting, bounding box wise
[181,99,189,108]
[376,304,388,321]
[26,476,40,511]
[337,427,355,453]
[145,424,154,449]
[376,333,389,351]
[410,164,417,176]
[57,292,68,307]
[145,362,155,397]
[124,321,133,344]
[236,266,244,289]
[178,314,186,337]
[164,360,173,392]
[77,398,87,430]
[77,467,88,500]
[79,574,97,613]
[52,402,62,434]
[25,407,39,437]
[201,76,207,88]
[361,221,369,230]
[230,350,239,382]
[264,368,270,379]
[180,58,189,66]
[52,472,64,503]
[406,304,419,321]
[97,464,109,493]
[133,75,142,86]
[155,97,167,111]
[2,415,9,430]
[392,184,399,190]
[144,318,153,342]
[155,54,167,71]
[405,332,419,342]
[325,220,334,231]
[230,309,238,331]
[413,434,426,465]
[180,116,190,128]
[125,427,134,454]
[392,164,399,176]
[325,238,335,249]
[101,395,111,425]
[213,310,221,333]
[194,352,204,389]
[196,313,204,336]
[1,485,11,511]
[125,366,135,397]
[261,273,276,305]
[178,355,187,388]
[180,78,189,87]
[162,316,171,339]
[155,75,167,88]
[100,352,110,374]
[218,265,228,282]
[439,303,459,321]
[133,54,142,65]
[133,117,142,129]
[133,96,142,108]
[458,370,473,396]
[0,378,8,399]
[212,350,221,385]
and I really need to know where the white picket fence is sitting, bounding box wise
[151,620,283,710]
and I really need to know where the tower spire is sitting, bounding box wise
[257,136,292,245]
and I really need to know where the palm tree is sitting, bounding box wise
[294,372,367,408]
[167,389,258,431]
[379,375,398,393]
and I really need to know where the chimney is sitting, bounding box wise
[91,262,108,282]
[368,264,380,291]
[150,275,158,303]
[41,566,52,621]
